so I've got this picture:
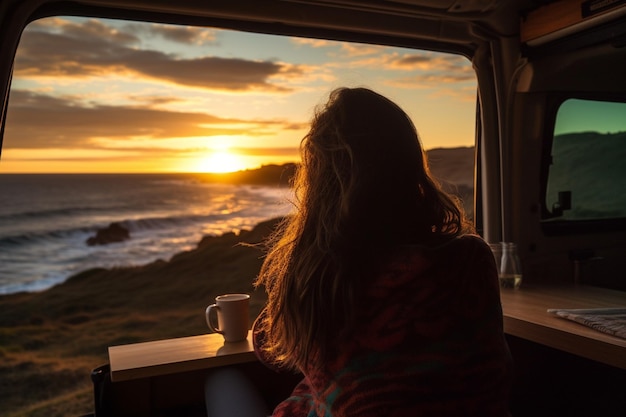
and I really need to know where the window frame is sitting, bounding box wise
[540,93,626,235]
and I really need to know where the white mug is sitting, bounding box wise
[205,294,250,342]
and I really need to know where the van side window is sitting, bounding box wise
[543,99,626,226]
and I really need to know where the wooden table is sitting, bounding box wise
[109,331,256,382]
[500,284,626,369]
[108,284,626,382]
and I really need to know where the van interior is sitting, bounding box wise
[0,0,625,416]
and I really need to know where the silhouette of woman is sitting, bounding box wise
[206,87,512,417]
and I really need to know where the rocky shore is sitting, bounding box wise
[0,218,280,417]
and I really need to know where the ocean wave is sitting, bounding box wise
[0,205,111,221]
[0,228,93,248]
[0,273,68,295]
[0,214,284,295]
[0,213,203,247]
[118,212,239,232]
[0,177,293,295]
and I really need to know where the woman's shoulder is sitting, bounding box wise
[450,234,491,251]
[434,234,493,262]
[391,234,494,278]
[383,234,493,275]
[398,234,490,255]
[384,234,490,276]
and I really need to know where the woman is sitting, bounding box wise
[206,87,512,416]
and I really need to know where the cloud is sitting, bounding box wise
[144,23,218,45]
[334,51,475,89]
[292,37,385,58]
[338,42,383,57]
[29,17,139,45]
[390,54,433,69]
[388,73,476,88]
[290,37,472,79]
[232,147,300,157]
[130,53,299,91]
[4,90,301,149]
[384,52,472,74]
[316,50,475,92]
[15,18,303,92]
[291,38,337,48]
[130,95,185,106]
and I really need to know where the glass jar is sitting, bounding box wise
[500,242,522,289]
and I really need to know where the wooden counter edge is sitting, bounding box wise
[500,284,626,370]
[108,333,258,382]
[110,350,257,382]
[503,315,626,370]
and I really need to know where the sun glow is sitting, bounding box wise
[197,150,246,173]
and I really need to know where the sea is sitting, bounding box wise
[0,174,293,295]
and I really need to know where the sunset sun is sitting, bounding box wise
[198,150,246,173]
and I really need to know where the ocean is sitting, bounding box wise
[0,174,293,295]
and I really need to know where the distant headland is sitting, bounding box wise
[200,163,297,186]
[199,147,475,188]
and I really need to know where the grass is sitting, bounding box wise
[0,218,278,417]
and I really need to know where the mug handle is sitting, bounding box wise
[205,304,223,334]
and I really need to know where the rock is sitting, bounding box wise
[86,222,130,246]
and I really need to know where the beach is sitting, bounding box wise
[0,148,474,416]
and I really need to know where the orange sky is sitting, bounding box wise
[0,17,477,173]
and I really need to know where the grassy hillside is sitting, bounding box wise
[0,219,278,417]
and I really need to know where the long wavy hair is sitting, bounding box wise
[255,87,472,370]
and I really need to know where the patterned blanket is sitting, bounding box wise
[256,235,513,416]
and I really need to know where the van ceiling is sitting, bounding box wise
[275,0,550,35]
[15,0,547,56]
[75,0,540,30]
[283,0,502,13]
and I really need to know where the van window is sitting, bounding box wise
[1,17,477,301]
[1,17,478,416]
[543,98,626,227]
